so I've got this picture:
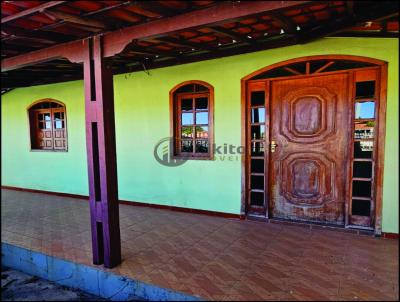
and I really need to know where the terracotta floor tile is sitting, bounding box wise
[1,189,398,301]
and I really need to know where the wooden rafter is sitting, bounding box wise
[1,1,312,71]
[346,1,355,16]
[9,2,140,40]
[270,12,297,34]
[2,25,71,43]
[84,1,133,17]
[43,10,106,29]
[1,0,399,78]
[298,1,399,43]
[1,1,66,24]
[134,1,180,17]
[102,1,311,57]
[154,36,214,51]
[127,44,177,59]
[208,26,255,44]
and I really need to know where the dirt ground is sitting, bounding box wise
[1,267,106,301]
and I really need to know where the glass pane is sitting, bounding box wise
[251,125,265,140]
[195,97,208,110]
[353,161,373,178]
[176,84,195,93]
[182,113,194,125]
[45,121,51,129]
[181,126,193,138]
[195,126,208,138]
[54,120,64,129]
[251,91,265,106]
[251,142,264,156]
[355,102,375,119]
[54,112,64,120]
[352,200,371,216]
[251,108,265,123]
[181,99,192,111]
[356,81,375,98]
[44,113,51,121]
[195,112,208,124]
[250,191,264,206]
[354,141,373,158]
[251,159,264,173]
[195,84,208,92]
[251,175,264,190]
[352,180,371,198]
[195,140,208,153]
[181,140,193,152]
[38,114,44,121]
[354,121,375,139]
[39,122,44,129]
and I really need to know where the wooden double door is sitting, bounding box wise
[247,73,350,225]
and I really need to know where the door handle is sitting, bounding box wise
[270,140,278,153]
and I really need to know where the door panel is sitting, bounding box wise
[34,110,53,150]
[269,73,350,224]
[52,108,66,150]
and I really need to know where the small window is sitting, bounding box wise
[171,81,214,159]
[28,100,67,151]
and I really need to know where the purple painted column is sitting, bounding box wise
[83,36,121,268]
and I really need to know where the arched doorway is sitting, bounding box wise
[27,99,68,151]
[241,55,387,234]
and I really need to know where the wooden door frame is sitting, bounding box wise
[240,55,388,235]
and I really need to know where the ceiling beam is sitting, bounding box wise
[113,34,298,76]
[85,1,133,17]
[3,1,398,74]
[1,1,311,71]
[1,39,88,72]
[1,1,66,24]
[132,1,180,17]
[2,25,71,43]
[102,1,312,56]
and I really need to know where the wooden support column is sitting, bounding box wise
[83,36,121,268]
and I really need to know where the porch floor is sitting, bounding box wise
[1,189,398,301]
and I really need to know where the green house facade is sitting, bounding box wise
[2,37,398,234]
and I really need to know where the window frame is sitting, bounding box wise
[170,81,214,160]
[27,99,68,152]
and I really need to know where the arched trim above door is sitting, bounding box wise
[242,55,387,81]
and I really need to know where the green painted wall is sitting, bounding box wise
[2,37,398,233]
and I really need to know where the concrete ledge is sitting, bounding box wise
[1,242,200,301]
